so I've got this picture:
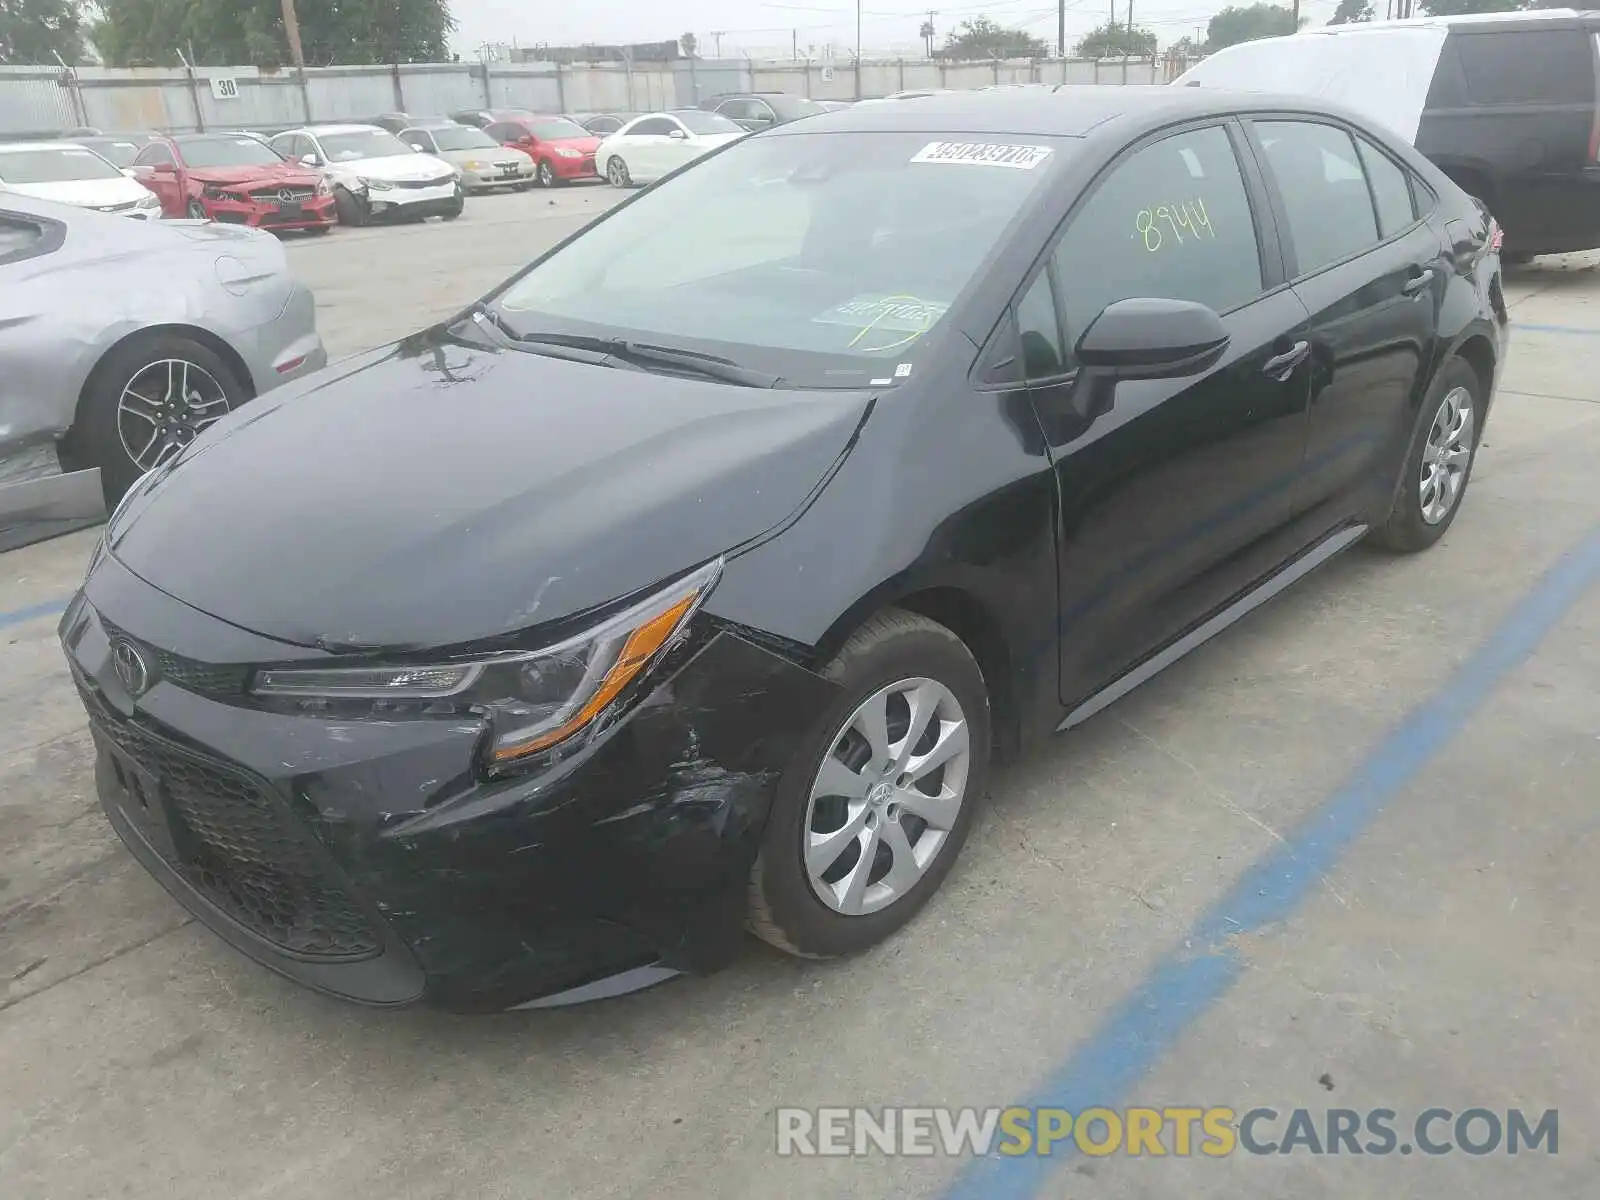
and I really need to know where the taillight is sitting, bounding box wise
[1488,218,1503,253]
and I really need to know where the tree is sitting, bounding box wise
[941,16,1049,60]
[1205,4,1299,52]
[1328,0,1373,22]
[679,31,696,57]
[1418,0,1518,13]
[0,0,85,63]
[1075,21,1157,58]
[1168,34,1203,57]
[93,0,454,68]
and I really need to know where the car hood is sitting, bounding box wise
[327,153,453,183]
[5,176,152,208]
[439,147,529,166]
[106,328,873,651]
[186,164,321,188]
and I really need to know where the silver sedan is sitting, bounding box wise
[0,192,326,550]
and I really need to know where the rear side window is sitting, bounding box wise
[1455,31,1595,106]
[0,214,48,262]
[134,142,175,166]
[1257,121,1379,276]
[1355,136,1417,238]
[1051,124,1264,353]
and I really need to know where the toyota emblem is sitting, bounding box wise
[277,188,296,204]
[111,639,151,697]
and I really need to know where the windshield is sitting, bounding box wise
[430,126,498,151]
[674,110,743,135]
[494,131,1063,388]
[0,147,123,184]
[528,118,589,140]
[319,129,411,161]
[80,139,141,167]
[178,137,286,167]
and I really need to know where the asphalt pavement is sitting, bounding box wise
[2,187,1597,1199]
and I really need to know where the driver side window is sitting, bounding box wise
[630,118,676,137]
[135,143,174,166]
[405,132,436,152]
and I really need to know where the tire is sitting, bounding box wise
[747,609,991,959]
[303,223,332,235]
[1369,357,1483,553]
[606,156,632,188]
[66,333,248,507]
[185,199,207,220]
[536,160,556,188]
[442,201,463,221]
[333,186,367,227]
[513,180,533,192]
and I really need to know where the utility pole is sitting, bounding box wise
[1292,0,1300,24]
[711,30,724,57]
[1057,0,1065,57]
[280,0,306,69]
[855,0,862,82]
[793,28,798,59]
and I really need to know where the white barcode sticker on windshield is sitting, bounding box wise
[909,142,1052,169]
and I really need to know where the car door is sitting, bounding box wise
[974,120,1314,703]
[131,142,182,214]
[1244,117,1447,524]
[623,117,678,178]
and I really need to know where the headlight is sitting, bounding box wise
[250,558,721,765]
[464,159,483,170]
[361,176,394,191]
[136,191,161,208]
[555,147,581,159]
[315,177,332,196]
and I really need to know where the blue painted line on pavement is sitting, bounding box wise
[0,598,69,631]
[944,523,1600,1200]
[1514,322,1600,336]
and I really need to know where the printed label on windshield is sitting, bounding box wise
[813,294,949,354]
[909,142,1051,169]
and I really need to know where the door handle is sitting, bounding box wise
[1262,340,1310,381]
[1402,267,1436,296]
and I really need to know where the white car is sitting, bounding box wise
[267,123,463,226]
[0,141,163,219]
[596,110,747,188]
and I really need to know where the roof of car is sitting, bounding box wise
[768,84,1354,139]
[0,141,97,153]
[290,124,388,136]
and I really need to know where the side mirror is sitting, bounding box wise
[121,167,138,178]
[409,144,427,152]
[667,128,688,140]
[1074,298,1230,380]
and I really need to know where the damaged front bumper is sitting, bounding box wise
[59,554,839,1012]
[0,441,104,554]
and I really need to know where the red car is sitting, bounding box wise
[483,115,602,187]
[131,133,336,232]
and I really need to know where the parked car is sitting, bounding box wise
[1173,9,1600,259]
[400,122,535,191]
[130,134,335,232]
[483,114,602,187]
[699,91,829,131]
[449,107,538,130]
[815,100,855,112]
[267,124,463,226]
[1,191,324,547]
[367,113,414,135]
[567,111,641,136]
[58,88,1505,1011]
[0,142,163,219]
[72,135,148,169]
[595,109,746,187]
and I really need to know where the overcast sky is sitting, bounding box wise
[449,0,1349,60]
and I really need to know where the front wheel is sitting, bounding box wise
[441,201,463,221]
[605,156,632,188]
[536,160,556,188]
[1369,358,1482,553]
[185,199,207,220]
[333,186,367,227]
[748,609,990,959]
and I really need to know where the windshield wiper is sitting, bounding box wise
[493,326,782,389]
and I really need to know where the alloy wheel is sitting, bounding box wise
[116,358,232,472]
[802,677,972,916]
[607,157,630,187]
[537,161,554,187]
[186,199,206,219]
[1419,385,1475,525]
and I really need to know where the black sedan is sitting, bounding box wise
[61,87,1507,1012]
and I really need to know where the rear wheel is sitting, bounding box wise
[748,609,990,958]
[606,156,632,188]
[1369,358,1482,553]
[65,334,247,506]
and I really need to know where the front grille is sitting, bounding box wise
[98,616,247,697]
[394,175,453,189]
[78,675,381,959]
[249,186,315,202]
